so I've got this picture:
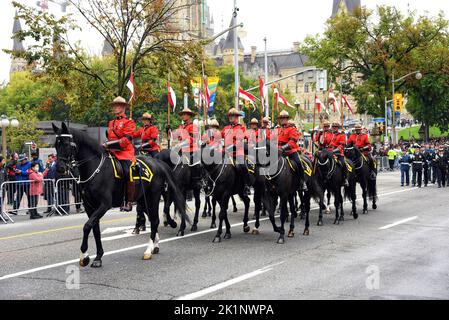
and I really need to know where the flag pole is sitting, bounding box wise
[271,84,276,127]
[129,63,134,119]
[259,77,264,123]
[167,75,171,149]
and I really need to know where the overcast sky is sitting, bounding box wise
[1,0,448,85]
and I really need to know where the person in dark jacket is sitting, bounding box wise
[6,153,18,205]
[12,155,32,214]
[399,151,412,187]
[43,154,57,214]
[0,156,7,213]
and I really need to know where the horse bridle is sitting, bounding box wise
[56,134,105,185]
[345,147,364,170]
[317,153,336,180]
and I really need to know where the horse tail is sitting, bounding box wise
[308,176,324,204]
[157,160,191,225]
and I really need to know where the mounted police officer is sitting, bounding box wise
[134,113,161,157]
[348,123,376,177]
[260,117,271,141]
[411,146,425,188]
[175,107,201,189]
[201,119,221,149]
[329,122,349,187]
[276,110,308,191]
[103,96,136,212]
[315,120,333,150]
[221,108,249,189]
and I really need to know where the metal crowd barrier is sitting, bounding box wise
[0,177,83,224]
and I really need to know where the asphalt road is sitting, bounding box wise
[1,172,448,300]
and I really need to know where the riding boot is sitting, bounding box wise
[122,181,135,212]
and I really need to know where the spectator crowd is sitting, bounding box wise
[0,152,84,220]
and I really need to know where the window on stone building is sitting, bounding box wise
[304,83,309,93]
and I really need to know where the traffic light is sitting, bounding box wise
[394,93,403,113]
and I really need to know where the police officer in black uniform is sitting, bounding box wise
[423,147,433,187]
[411,146,425,188]
[435,146,448,188]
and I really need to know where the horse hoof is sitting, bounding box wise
[169,221,177,229]
[177,231,185,237]
[325,210,331,215]
[373,204,378,210]
[224,233,232,240]
[277,237,285,244]
[353,213,359,220]
[210,223,216,229]
[90,259,102,268]
[152,247,160,255]
[251,229,260,235]
[317,220,323,227]
[163,221,168,227]
[143,253,152,260]
[191,225,198,232]
[288,231,295,238]
[132,228,140,235]
[303,229,310,236]
[213,236,221,243]
[243,226,250,233]
[139,226,146,232]
[79,256,90,268]
[334,220,339,225]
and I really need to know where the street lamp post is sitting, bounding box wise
[1,115,20,158]
[391,70,422,145]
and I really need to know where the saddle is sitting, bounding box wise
[109,154,124,179]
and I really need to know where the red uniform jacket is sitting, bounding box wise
[348,133,371,155]
[277,125,300,156]
[202,129,222,148]
[329,132,347,155]
[176,121,198,153]
[315,130,334,150]
[134,125,161,152]
[245,129,261,148]
[107,114,136,161]
[222,123,246,157]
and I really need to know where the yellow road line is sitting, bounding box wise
[0,217,134,241]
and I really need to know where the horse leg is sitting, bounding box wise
[288,195,296,238]
[266,195,280,233]
[90,221,104,268]
[339,192,345,223]
[80,205,107,267]
[163,193,177,229]
[202,196,209,218]
[333,191,340,225]
[252,186,262,235]
[317,194,324,227]
[242,193,251,234]
[210,197,217,229]
[303,191,311,236]
[326,191,332,214]
[277,198,288,244]
[352,183,358,220]
[299,191,306,220]
[191,188,201,232]
[177,190,187,237]
[143,195,161,260]
[362,183,368,215]
[231,195,238,212]
[213,194,230,243]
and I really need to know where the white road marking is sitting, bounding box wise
[102,230,151,242]
[102,226,136,235]
[0,187,419,281]
[176,262,285,300]
[379,216,419,230]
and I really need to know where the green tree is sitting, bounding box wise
[6,107,44,152]
[300,6,448,117]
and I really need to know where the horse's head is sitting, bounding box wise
[53,122,77,175]
[344,142,359,161]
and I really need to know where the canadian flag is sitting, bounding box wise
[274,88,294,108]
[126,69,135,102]
[167,81,177,112]
[259,77,266,112]
[239,87,257,111]
[342,95,354,115]
[329,89,340,115]
[315,95,323,113]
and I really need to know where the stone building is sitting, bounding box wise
[9,13,28,75]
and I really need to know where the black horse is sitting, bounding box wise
[201,145,252,242]
[53,123,189,267]
[314,150,357,225]
[345,144,378,214]
[261,144,322,244]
